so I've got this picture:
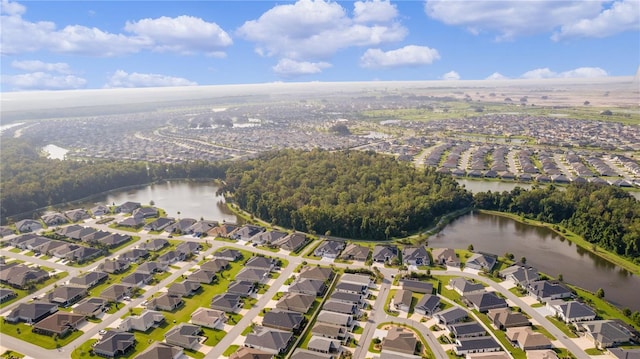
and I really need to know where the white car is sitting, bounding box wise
[98,330,106,335]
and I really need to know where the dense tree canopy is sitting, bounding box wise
[0,139,227,223]
[473,184,640,259]
[221,149,472,239]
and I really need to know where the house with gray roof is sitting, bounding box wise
[64,208,91,222]
[383,327,418,355]
[527,280,572,302]
[5,302,58,324]
[547,300,596,323]
[450,278,485,296]
[236,268,270,284]
[316,310,353,328]
[137,343,184,359]
[466,253,497,271]
[311,323,348,341]
[372,245,398,263]
[190,307,226,329]
[415,294,440,316]
[323,300,357,315]
[454,336,502,355]
[32,312,85,337]
[289,278,327,296]
[307,337,341,354]
[15,219,43,233]
[90,204,110,216]
[339,243,370,261]
[100,284,133,302]
[93,331,136,357]
[210,293,242,313]
[121,271,152,288]
[137,261,167,275]
[506,327,552,350]
[118,215,145,228]
[432,248,459,267]
[165,324,202,350]
[231,224,266,241]
[138,238,169,251]
[245,256,277,271]
[176,241,201,256]
[582,320,632,348]
[186,220,218,237]
[329,292,362,307]
[276,292,315,314]
[119,248,150,263]
[99,233,131,248]
[402,246,430,266]
[465,291,508,312]
[227,280,257,297]
[339,273,373,287]
[41,212,68,226]
[0,226,15,237]
[334,282,367,295]
[299,266,334,282]
[213,248,243,261]
[313,240,345,259]
[80,230,111,245]
[119,310,165,332]
[272,232,307,252]
[449,322,487,338]
[188,269,217,284]
[147,293,183,312]
[165,218,197,234]
[200,258,229,273]
[244,326,294,355]
[46,286,87,307]
[500,265,540,287]
[291,348,335,359]
[168,280,202,297]
[157,250,186,265]
[435,307,468,326]
[400,279,433,294]
[488,308,530,330]
[0,263,49,289]
[208,223,238,238]
[393,289,412,312]
[262,309,305,332]
[251,230,288,245]
[116,201,141,214]
[608,348,640,359]
[98,259,130,273]
[0,288,17,303]
[143,218,175,232]
[73,297,108,317]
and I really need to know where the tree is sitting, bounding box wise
[520,256,527,264]
[467,244,474,251]
[557,274,563,282]
[596,288,605,298]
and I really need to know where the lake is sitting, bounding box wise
[429,211,640,311]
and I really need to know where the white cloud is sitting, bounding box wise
[442,70,460,80]
[237,0,407,60]
[2,72,87,91]
[104,70,197,88]
[1,1,231,56]
[11,60,72,74]
[360,45,440,68]
[124,15,232,55]
[521,67,608,79]
[552,0,640,40]
[353,0,398,23]
[425,0,605,40]
[486,72,508,80]
[272,58,331,77]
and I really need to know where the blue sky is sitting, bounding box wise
[1,0,638,91]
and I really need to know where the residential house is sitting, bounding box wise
[98,233,131,248]
[32,312,85,337]
[340,273,373,288]
[115,201,141,213]
[307,337,341,354]
[0,226,15,237]
[157,250,186,265]
[176,241,201,257]
[262,309,305,333]
[236,268,270,284]
[137,262,167,275]
[251,230,287,246]
[334,282,367,295]
[64,208,91,222]
[119,310,165,332]
[400,279,433,294]
[213,248,243,261]
[188,269,217,284]
[227,280,257,297]
[506,327,553,350]
[455,337,502,355]
[119,248,150,263]
[190,307,227,329]
[299,266,334,283]
[581,320,632,348]
[46,286,87,307]
[487,308,530,330]
[465,291,508,312]
[168,280,202,297]
[328,292,363,307]
[120,271,152,288]
[98,259,130,274]
[0,288,17,303]
[41,212,68,226]
[147,293,183,312]
[393,289,413,312]
[186,220,218,237]
[137,343,184,359]
[450,278,485,296]
[245,256,277,271]
[231,224,265,241]
[15,219,43,233]
[372,245,398,263]
[93,331,136,357]
[139,238,169,251]
[272,232,307,252]
[289,278,327,296]
[313,241,345,259]
[0,263,49,289]
[118,215,145,228]
[322,300,357,315]
[449,322,487,338]
[208,223,238,238]
[547,300,596,323]
[244,326,294,355]
[290,349,334,359]
[73,297,108,317]
[466,253,497,271]
[432,248,459,267]
[339,243,370,261]
[608,348,640,359]
[65,246,102,263]
[100,284,133,302]
[467,353,513,359]
[165,218,197,234]
[165,324,202,350]
[80,230,111,245]
[210,293,243,313]
[415,294,441,316]
[527,280,572,302]
[435,307,468,326]
[402,246,430,266]
[200,258,229,273]
[64,226,97,241]
[143,217,175,232]
[276,292,316,314]
[132,207,158,219]
[500,265,540,287]
[231,347,274,359]
[382,327,418,355]
[90,204,110,216]
[33,239,66,255]
[5,302,58,324]
[311,323,348,341]
[316,310,353,328]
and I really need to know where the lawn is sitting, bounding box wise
[1,350,24,359]
[384,289,399,317]
[509,287,526,297]
[70,339,97,359]
[531,324,556,340]
[545,316,578,338]
[0,322,84,349]
[585,348,606,355]
[201,327,226,346]
[474,310,526,359]
[570,285,640,331]
[222,345,240,357]
[0,272,69,309]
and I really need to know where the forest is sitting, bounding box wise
[473,185,640,260]
[0,139,227,223]
[221,149,473,240]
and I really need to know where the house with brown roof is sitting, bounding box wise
[393,289,413,312]
[165,324,202,350]
[147,293,183,312]
[272,232,308,252]
[137,343,184,359]
[382,327,418,355]
[5,302,58,324]
[311,323,348,342]
[299,266,334,282]
[488,308,531,330]
[93,331,136,357]
[230,347,274,359]
[339,243,370,261]
[432,248,459,267]
[191,307,227,329]
[46,286,87,307]
[74,297,108,317]
[506,327,553,350]
[276,292,316,314]
[31,312,85,337]
[100,284,132,302]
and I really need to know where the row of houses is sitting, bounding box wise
[9,232,107,264]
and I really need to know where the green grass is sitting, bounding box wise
[241,324,255,336]
[8,248,21,253]
[222,345,240,357]
[585,348,606,355]
[474,310,526,359]
[531,324,556,340]
[1,350,25,359]
[70,339,98,359]
[509,287,526,297]
[0,322,84,349]
[353,325,364,334]
[0,272,69,309]
[570,285,639,331]
[531,303,544,308]
[23,251,35,257]
[553,347,576,359]
[201,327,226,346]
[384,289,399,317]
[368,339,382,353]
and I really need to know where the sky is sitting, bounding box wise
[1,0,639,91]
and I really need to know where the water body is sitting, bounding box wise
[429,211,640,311]
[42,144,69,160]
[95,181,238,223]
